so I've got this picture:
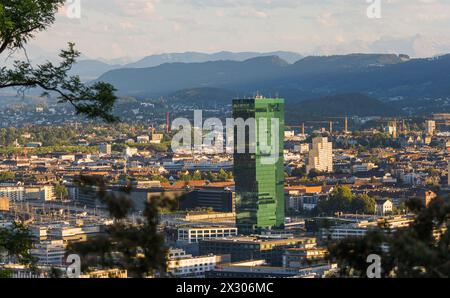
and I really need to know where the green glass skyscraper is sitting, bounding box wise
[232,97,285,234]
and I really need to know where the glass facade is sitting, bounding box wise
[233,97,285,234]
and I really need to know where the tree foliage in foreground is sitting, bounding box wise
[0,222,36,267]
[0,0,118,122]
[328,198,450,278]
[68,175,176,278]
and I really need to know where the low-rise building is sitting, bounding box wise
[207,260,337,278]
[166,248,229,278]
[177,226,238,244]
[30,240,66,266]
[137,135,150,143]
[80,269,128,278]
[199,236,316,266]
[99,143,112,155]
[375,198,393,216]
[47,224,102,243]
[282,248,328,268]
[321,216,414,240]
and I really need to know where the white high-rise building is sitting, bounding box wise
[306,137,333,174]
[425,120,436,135]
[384,123,397,138]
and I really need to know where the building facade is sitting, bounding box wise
[426,120,436,135]
[30,240,66,266]
[199,236,314,266]
[177,227,238,244]
[167,248,228,278]
[99,143,112,155]
[306,137,333,174]
[180,189,235,213]
[232,97,285,233]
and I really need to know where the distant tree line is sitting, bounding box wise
[316,186,376,215]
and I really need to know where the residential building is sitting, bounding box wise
[294,143,310,154]
[0,186,55,202]
[99,143,112,155]
[151,133,164,144]
[0,186,24,201]
[306,137,333,174]
[124,147,138,157]
[375,198,393,216]
[137,135,150,143]
[352,163,377,173]
[426,120,436,135]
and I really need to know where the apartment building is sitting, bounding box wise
[177,226,238,244]
[307,137,333,174]
[0,185,55,202]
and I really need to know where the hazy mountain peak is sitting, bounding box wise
[242,55,289,67]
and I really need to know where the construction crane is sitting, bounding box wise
[287,120,339,134]
[287,116,350,134]
[324,116,350,133]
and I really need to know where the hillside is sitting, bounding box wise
[93,52,450,116]
[126,51,303,68]
[70,51,302,81]
[97,56,289,97]
[96,53,412,99]
[69,60,121,81]
[285,93,401,122]
[167,88,237,105]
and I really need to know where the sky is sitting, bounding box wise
[27,0,450,62]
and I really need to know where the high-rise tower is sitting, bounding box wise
[232,97,285,234]
[306,137,333,174]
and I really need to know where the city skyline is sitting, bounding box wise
[1,0,450,283]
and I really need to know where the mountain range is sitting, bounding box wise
[4,48,450,117]
[69,51,303,81]
[93,52,450,115]
[96,53,412,99]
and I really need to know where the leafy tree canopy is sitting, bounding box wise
[68,175,177,277]
[329,198,450,278]
[0,0,118,122]
[0,222,36,267]
[317,186,376,215]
